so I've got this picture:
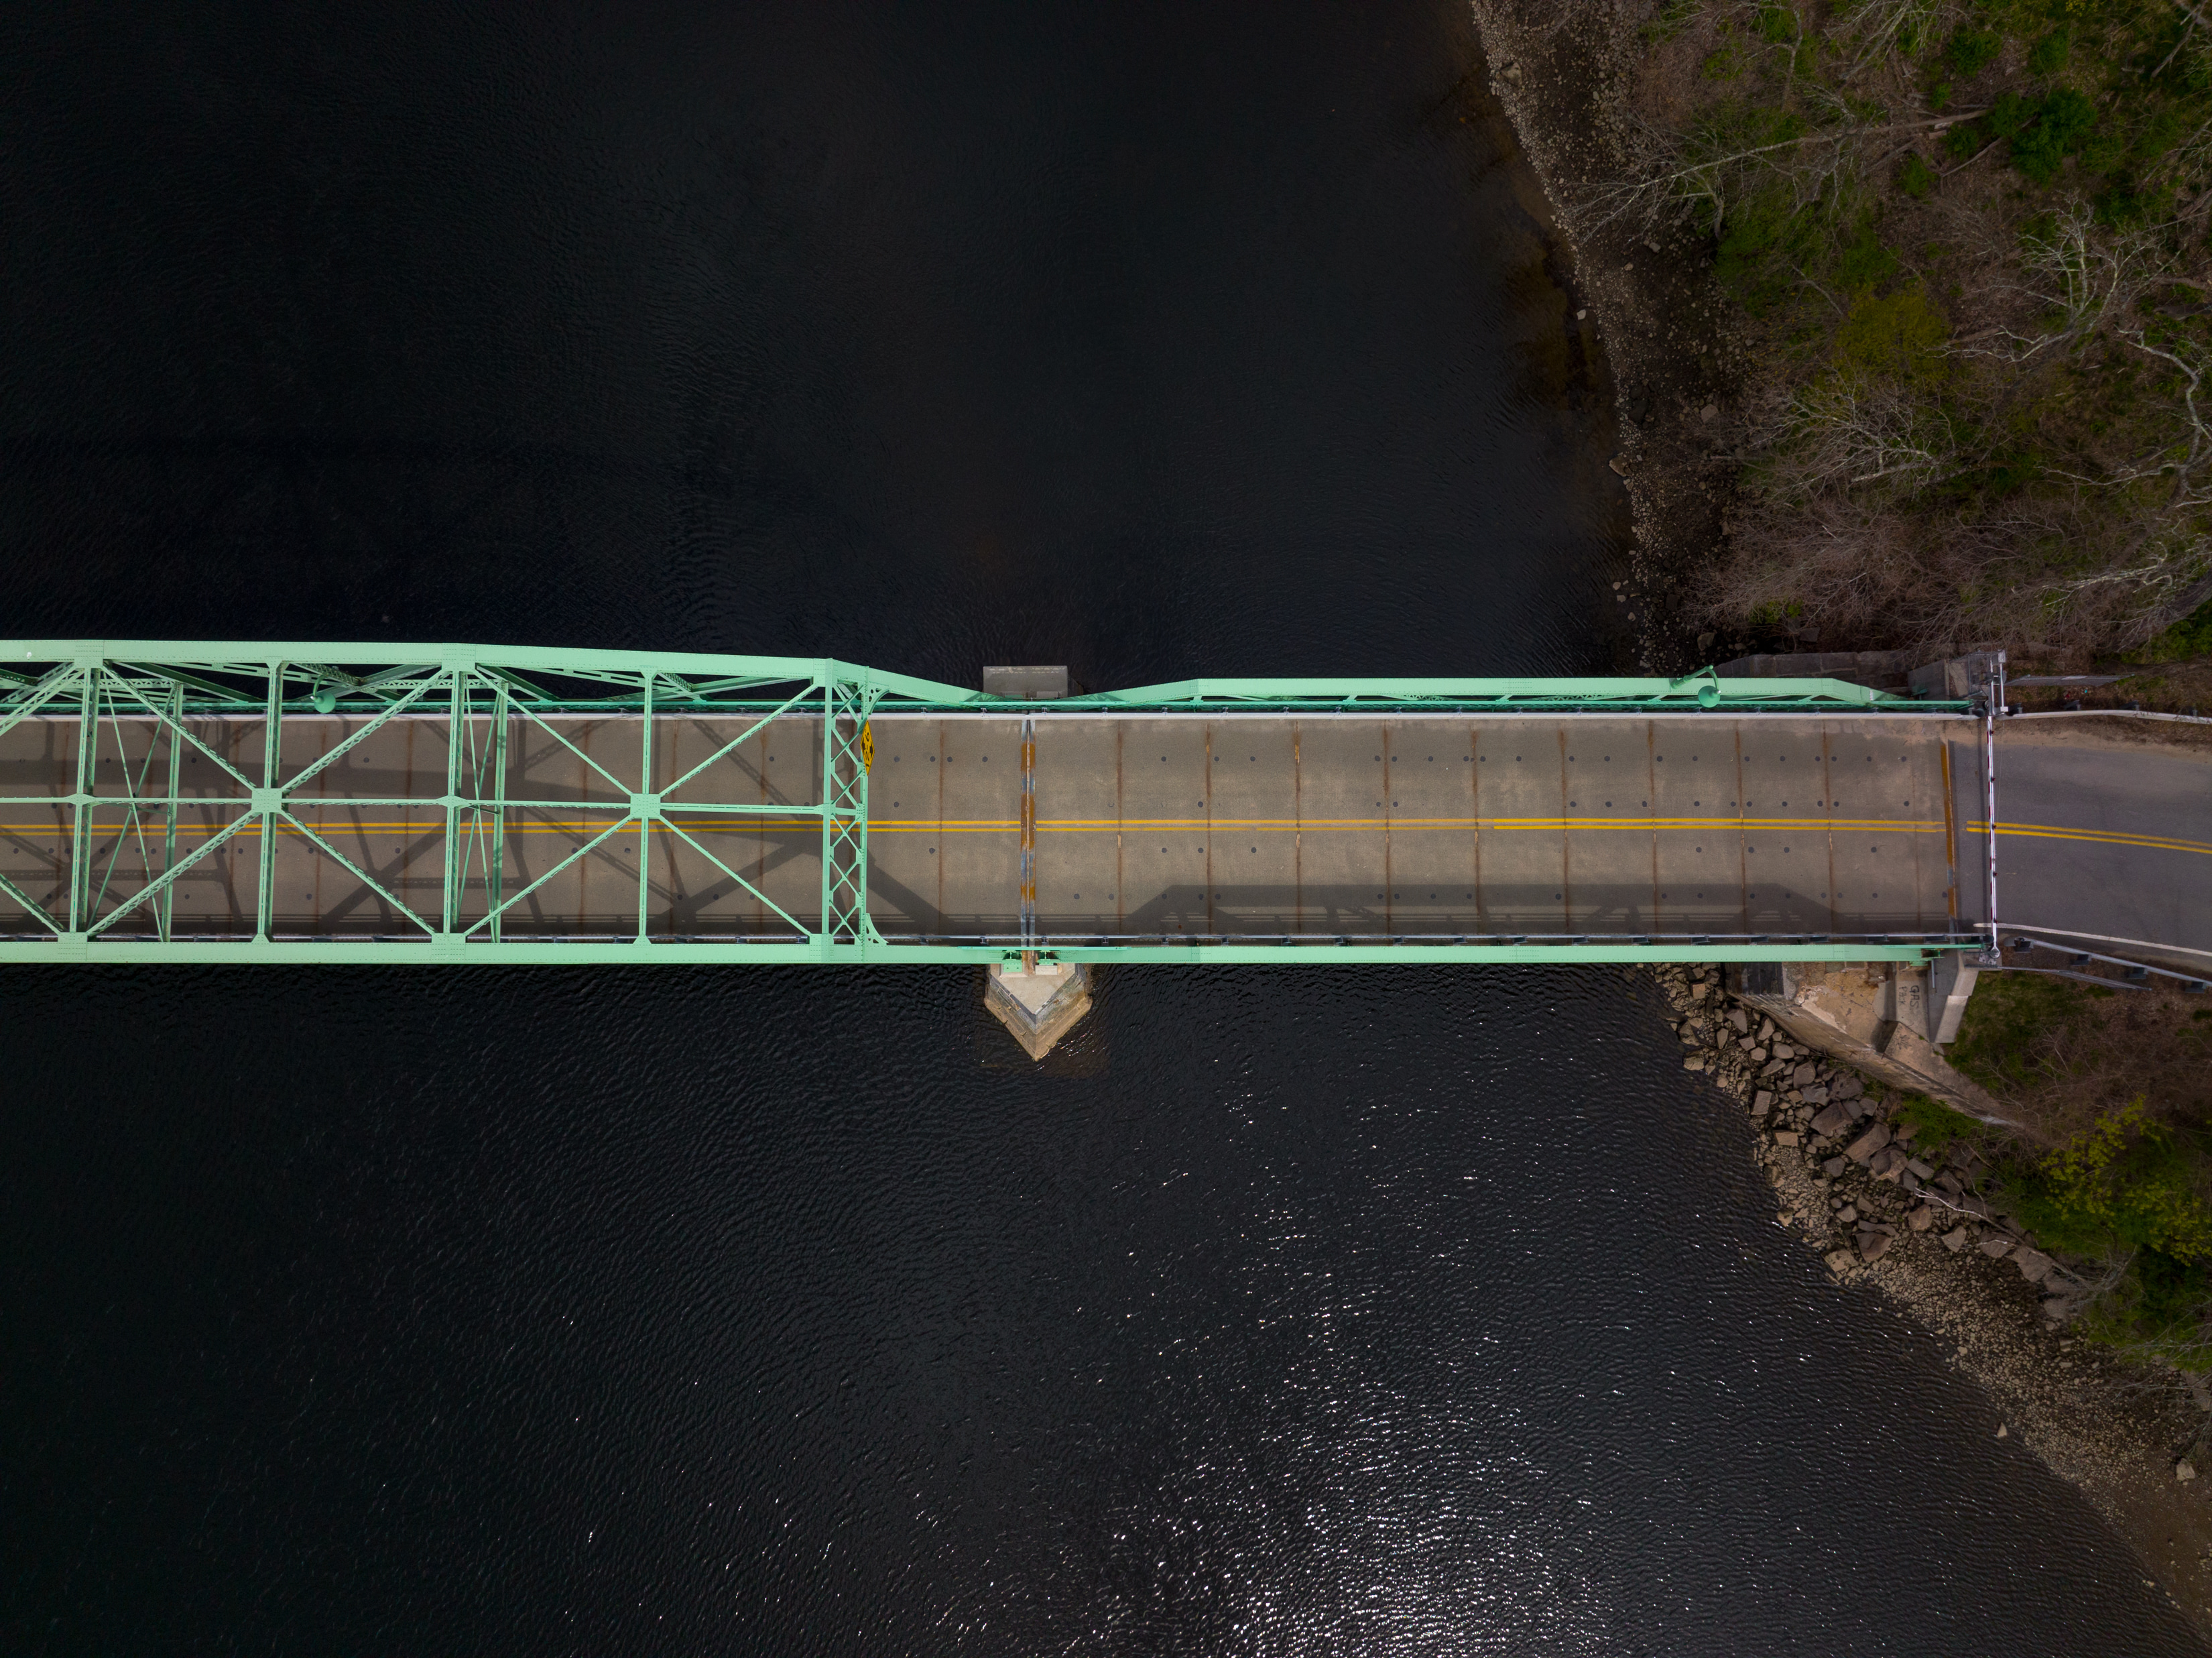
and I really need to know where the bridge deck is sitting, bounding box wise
[0,709,1970,945]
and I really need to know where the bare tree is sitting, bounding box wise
[1817,0,1965,86]
[1772,378,1957,493]
[1951,205,2164,365]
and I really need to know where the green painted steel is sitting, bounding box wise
[0,939,1949,965]
[0,641,1981,967]
[0,640,1969,715]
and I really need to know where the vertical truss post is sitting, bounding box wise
[255,659,282,941]
[440,667,465,937]
[637,671,654,943]
[66,664,97,935]
[1982,651,2002,951]
[820,674,879,951]
[1019,714,1036,969]
[818,678,835,947]
[489,681,509,944]
[160,680,182,943]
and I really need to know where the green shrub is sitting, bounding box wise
[1945,120,1987,159]
[2078,128,2130,174]
[1835,227,1900,289]
[2096,178,2174,227]
[1987,91,2032,142]
[1946,27,2003,79]
[1757,3,1798,45]
[2012,88,2097,184]
[2028,28,2069,77]
[1893,1093,1984,1158]
[1642,0,1701,44]
[1834,282,1949,383]
[1980,450,2045,497]
[1898,152,1939,198]
[2005,1100,2212,1262]
[2075,1246,2212,1366]
[2134,595,2212,662]
[2134,107,2187,166]
[2124,1249,2212,1343]
[1711,178,1835,314]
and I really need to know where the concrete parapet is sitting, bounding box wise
[981,665,1068,699]
[1906,650,2004,703]
[1714,649,1920,692]
[985,961,1093,1059]
[1929,952,1981,1045]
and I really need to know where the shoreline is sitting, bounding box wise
[1459,1,2212,1635]
[1467,0,1741,675]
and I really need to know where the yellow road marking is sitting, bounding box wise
[1969,819,2212,858]
[0,813,1956,838]
[11,815,2203,857]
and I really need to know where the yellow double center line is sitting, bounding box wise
[13,813,2208,857]
[877,815,1951,835]
[1968,819,2212,858]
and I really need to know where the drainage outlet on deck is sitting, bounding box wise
[985,960,1093,1060]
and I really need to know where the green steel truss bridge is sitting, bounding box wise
[0,641,1991,966]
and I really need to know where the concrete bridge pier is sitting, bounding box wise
[985,960,1093,1059]
[977,664,1097,1059]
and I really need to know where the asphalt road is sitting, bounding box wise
[1951,719,2212,965]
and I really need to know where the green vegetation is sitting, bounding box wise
[2003,1101,2212,1364]
[1948,26,2006,79]
[1611,0,2212,657]
[2132,592,2212,659]
[1890,1090,1985,1157]
[2006,1100,2212,1262]
[1834,282,1949,381]
[1943,973,2212,1363]
[1947,970,2101,1094]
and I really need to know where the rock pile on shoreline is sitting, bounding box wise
[1651,963,2091,1321]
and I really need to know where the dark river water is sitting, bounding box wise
[1,3,2201,1653]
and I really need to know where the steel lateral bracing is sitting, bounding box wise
[0,641,1979,967]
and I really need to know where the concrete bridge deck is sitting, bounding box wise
[0,703,1971,948]
[867,713,1968,943]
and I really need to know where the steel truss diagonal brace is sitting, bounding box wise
[820,677,881,947]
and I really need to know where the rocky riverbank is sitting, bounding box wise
[1656,961,2212,1638]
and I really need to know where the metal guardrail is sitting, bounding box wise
[1993,935,2211,994]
